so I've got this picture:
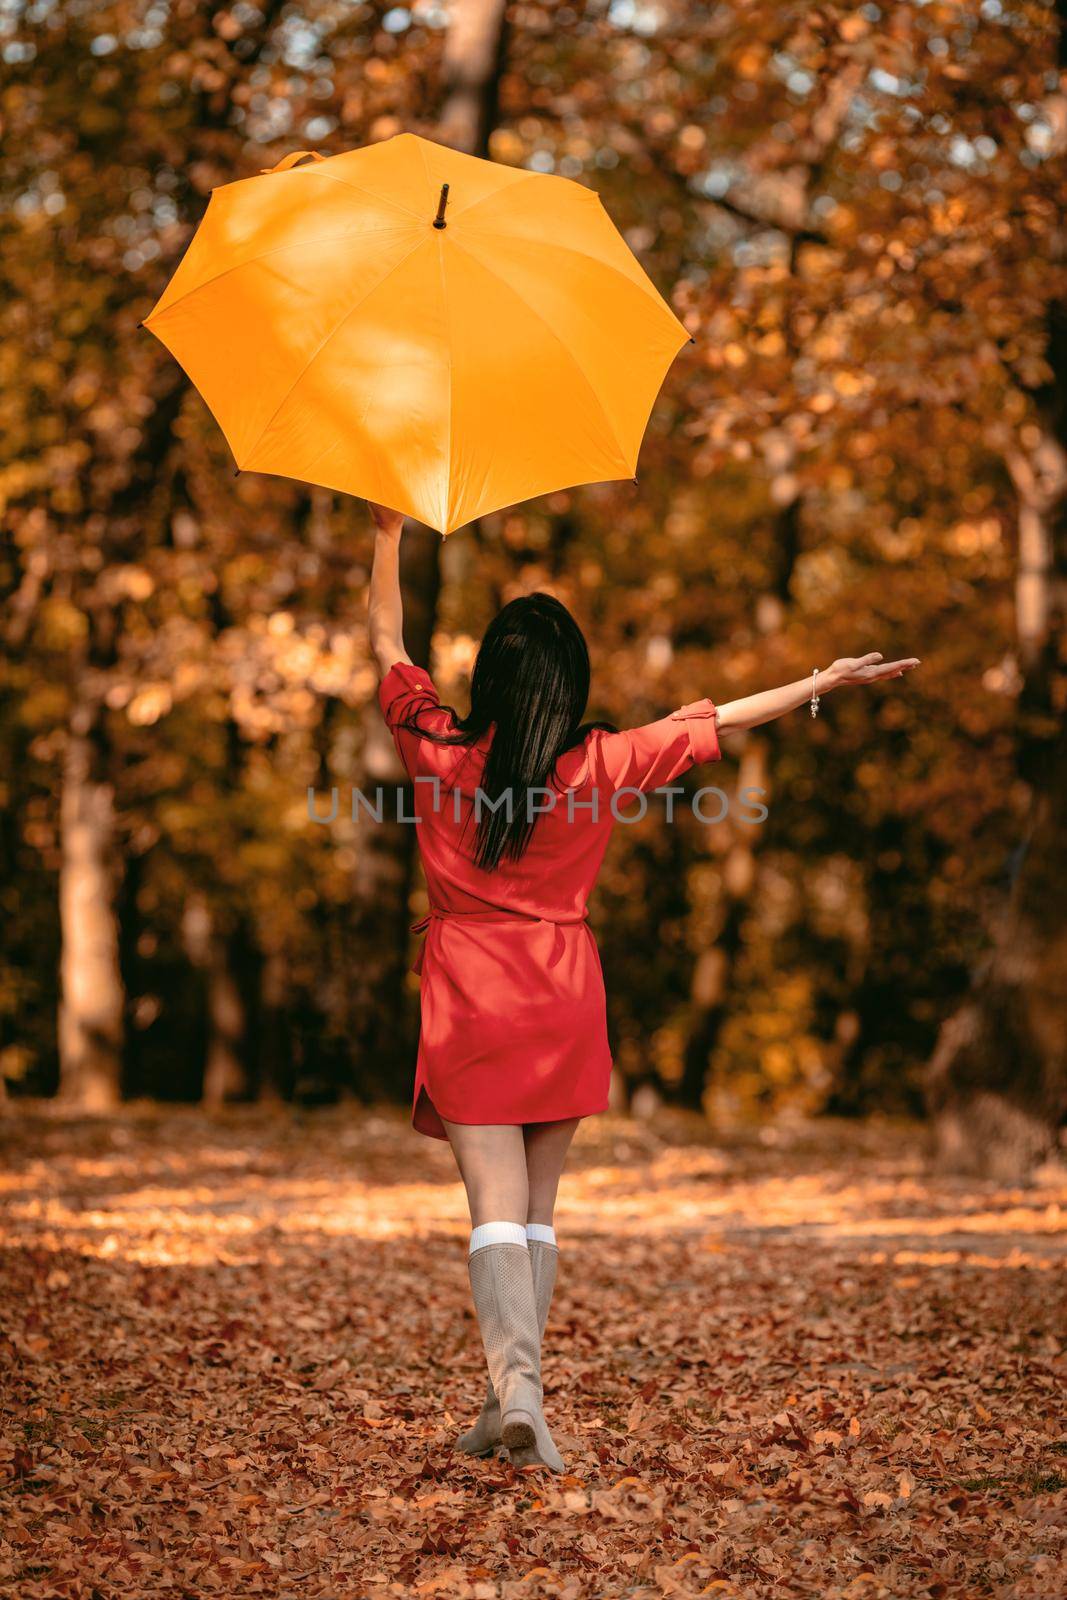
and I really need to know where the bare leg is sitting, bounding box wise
[441,1120,528,1226]
[523,1117,580,1225]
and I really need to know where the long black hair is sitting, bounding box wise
[407,592,612,871]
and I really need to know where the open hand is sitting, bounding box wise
[367,500,404,538]
[824,653,920,688]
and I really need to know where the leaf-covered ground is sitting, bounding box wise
[1,1108,1064,1599]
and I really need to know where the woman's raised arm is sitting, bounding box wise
[715,653,920,737]
[367,501,413,677]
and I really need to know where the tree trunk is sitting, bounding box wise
[57,698,124,1110]
[928,303,1067,1176]
[182,894,254,1108]
[258,947,291,1104]
[204,923,253,1108]
[928,717,1067,1177]
[678,424,800,1108]
[346,0,508,1095]
[437,0,509,156]
[679,734,765,1107]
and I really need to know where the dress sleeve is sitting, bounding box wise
[591,698,721,794]
[377,661,456,776]
[378,661,448,732]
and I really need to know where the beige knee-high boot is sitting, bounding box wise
[457,1240,558,1456]
[465,1242,564,1472]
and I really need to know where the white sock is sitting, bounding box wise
[526,1223,557,1247]
[469,1220,528,1256]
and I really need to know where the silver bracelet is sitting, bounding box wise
[810,668,820,719]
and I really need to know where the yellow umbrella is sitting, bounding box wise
[143,133,691,535]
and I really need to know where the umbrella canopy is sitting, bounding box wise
[143,133,691,535]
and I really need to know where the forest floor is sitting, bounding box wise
[0,1106,1064,1600]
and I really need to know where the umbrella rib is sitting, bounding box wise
[297,164,425,222]
[435,233,453,535]
[238,235,432,472]
[415,136,453,531]
[294,352,392,488]
[145,224,416,327]
[447,169,547,226]
[458,223,684,324]
[446,235,633,475]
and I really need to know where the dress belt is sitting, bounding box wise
[408,905,589,973]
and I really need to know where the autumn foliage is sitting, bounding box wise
[1,20,1065,1123]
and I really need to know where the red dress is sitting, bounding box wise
[378,661,722,1140]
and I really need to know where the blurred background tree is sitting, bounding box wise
[1,0,1064,1176]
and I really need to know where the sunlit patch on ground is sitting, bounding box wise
[1,1108,1064,1598]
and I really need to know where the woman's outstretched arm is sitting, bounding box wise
[715,653,920,736]
[367,501,413,676]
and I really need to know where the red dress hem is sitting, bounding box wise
[413,1083,611,1142]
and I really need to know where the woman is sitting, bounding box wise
[367,501,919,1472]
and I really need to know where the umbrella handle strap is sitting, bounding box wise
[259,151,326,175]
